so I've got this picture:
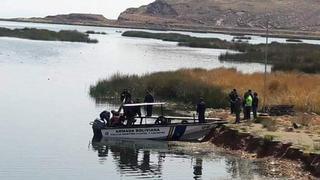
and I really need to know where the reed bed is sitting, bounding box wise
[0,27,98,43]
[90,68,320,113]
[183,68,320,113]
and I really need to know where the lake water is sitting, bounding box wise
[0,20,301,179]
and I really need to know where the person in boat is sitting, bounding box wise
[110,110,123,127]
[196,98,206,123]
[133,98,142,118]
[99,111,111,126]
[120,89,131,103]
[123,97,136,126]
[144,90,154,117]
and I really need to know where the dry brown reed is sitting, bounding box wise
[181,68,320,114]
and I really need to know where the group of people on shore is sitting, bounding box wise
[229,89,259,123]
[100,89,155,127]
[99,88,259,126]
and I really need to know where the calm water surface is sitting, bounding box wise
[0,21,291,179]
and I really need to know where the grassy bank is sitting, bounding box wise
[122,31,320,73]
[90,68,320,113]
[0,27,98,43]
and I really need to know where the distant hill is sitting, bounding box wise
[3,1,320,38]
[11,13,115,26]
[118,0,320,32]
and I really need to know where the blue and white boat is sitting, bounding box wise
[92,102,226,141]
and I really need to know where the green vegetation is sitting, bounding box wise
[122,31,320,73]
[286,39,303,43]
[0,27,98,43]
[122,31,234,49]
[219,42,320,73]
[89,70,228,108]
[85,30,107,35]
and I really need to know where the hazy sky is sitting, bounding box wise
[1,0,154,19]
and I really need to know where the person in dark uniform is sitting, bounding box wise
[229,89,238,114]
[252,92,259,119]
[123,97,135,126]
[234,96,242,124]
[144,91,154,117]
[133,99,142,118]
[120,89,131,103]
[196,98,206,123]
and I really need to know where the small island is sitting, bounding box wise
[0,27,98,43]
[286,39,303,43]
[85,30,107,35]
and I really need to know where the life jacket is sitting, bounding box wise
[245,95,253,107]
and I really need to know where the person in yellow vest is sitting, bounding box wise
[244,93,253,120]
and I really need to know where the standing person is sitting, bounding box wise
[120,89,127,102]
[234,95,242,124]
[248,89,253,99]
[243,92,248,119]
[144,90,154,117]
[244,92,253,120]
[133,98,142,118]
[196,98,206,123]
[120,89,131,103]
[252,92,259,119]
[123,97,136,126]
[229,89,238,114]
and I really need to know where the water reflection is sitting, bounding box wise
[193,158,203,179]
[92,139,166,179]
[91,139,272,179]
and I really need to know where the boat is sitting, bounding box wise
[91,102,227,141]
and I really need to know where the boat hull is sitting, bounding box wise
[100,123,216,141]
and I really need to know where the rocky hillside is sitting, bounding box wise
[118,0,320,32]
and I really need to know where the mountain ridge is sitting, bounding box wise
[118,0,320,31]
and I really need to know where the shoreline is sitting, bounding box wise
[204,136,317,179]
[207,125,320,178]
[168,141,315,179]
[1,18,320,40]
